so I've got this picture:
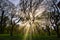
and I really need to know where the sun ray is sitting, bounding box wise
[23,22,30,40]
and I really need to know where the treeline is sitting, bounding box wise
[0,0,60,37]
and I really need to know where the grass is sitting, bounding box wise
[0,34,60,40]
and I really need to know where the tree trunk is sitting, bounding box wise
[0,11,4,34]
[56,25,60,37]
[10,25,13,36]
[46,25,50,36]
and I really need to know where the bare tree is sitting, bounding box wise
[17,0,44,35]
[0,0,13,34]
[0,0,18,36]
[57,1,60,8]
[46,0,60,37]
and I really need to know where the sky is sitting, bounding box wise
[9,0,20,6]
[9,0,60,6]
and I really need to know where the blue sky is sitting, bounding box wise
[9,0,60,6]
[9,0,20,6]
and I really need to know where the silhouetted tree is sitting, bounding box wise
[57,1,60,8]
[17,0,44,34]
[0,0,18,35]
[46,25,50,36]
[46,0,60,37]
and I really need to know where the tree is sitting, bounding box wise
[57,1,60,8]
[9,8,17,36]
[46,0,60,37]
[0,0,11,34]
[17,0,44,35]
[0,0,18,35]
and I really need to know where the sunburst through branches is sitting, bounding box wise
[17,0,47,40]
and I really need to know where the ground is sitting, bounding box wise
[0,34,60,40]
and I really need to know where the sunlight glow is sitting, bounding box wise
[17,6,46,40]
[23,25,30,40]
[35,7,45,17]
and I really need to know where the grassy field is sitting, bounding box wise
[0,34,60,40]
